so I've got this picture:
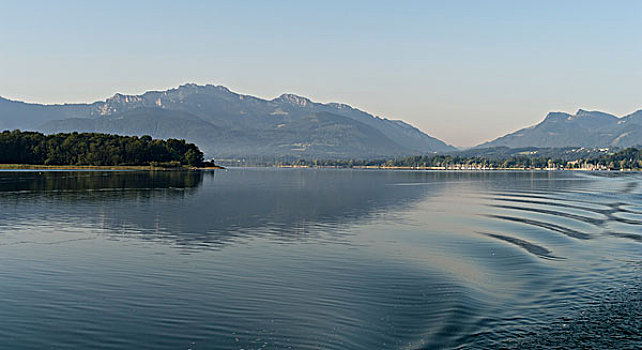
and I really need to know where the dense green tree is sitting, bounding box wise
[0,130,204,167]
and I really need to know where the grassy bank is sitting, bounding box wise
[0,164,225,170]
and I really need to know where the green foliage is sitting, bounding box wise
[279,148,642,170]
[589,147,642,169]
[0,130,204,166]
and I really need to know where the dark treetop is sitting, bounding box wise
[0,130,204,167]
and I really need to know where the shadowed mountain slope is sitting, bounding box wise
[477,109,642,149]
[1,84,454,158]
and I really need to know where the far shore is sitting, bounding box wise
[275,165,641,171]
[0,164,225,170]
[1,163,637,172]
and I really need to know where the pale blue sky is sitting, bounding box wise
[1,0,640,146]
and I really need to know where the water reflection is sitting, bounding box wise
[0,169,448,249]
[0,170,203,196]
[0,169,640,349]
[3,169,636,251]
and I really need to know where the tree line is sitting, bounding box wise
[280,148,642,170]
[0,130,204,166]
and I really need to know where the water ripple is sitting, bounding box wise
[484,214,592,240]
[476,231,563,260]
[1,169,641,349]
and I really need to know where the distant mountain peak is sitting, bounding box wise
[543,112,571,121]
[106,93,142,104]
[0,83,455,157]
[542,109,618,123]
[477,107,642,149]
[177,83,230,92]
[574,109,617,119]
[273,93,312,107]
[178,82,200,89]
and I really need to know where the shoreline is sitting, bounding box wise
[0,164,225,171]
[1,163,636,172]
[274,165,641,171]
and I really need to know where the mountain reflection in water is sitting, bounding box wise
[0,168,640,349]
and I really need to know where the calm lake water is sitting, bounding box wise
[0,168,640,349]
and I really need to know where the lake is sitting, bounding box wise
[0,168,640,349]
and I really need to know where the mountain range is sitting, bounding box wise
[478,109,642,149]
[2,84,641,158]
[0,84,454,159]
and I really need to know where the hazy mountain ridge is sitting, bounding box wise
[478,109,642,149]
[1,84,455,158]
[0,96,101,130]
[6,85,641,156]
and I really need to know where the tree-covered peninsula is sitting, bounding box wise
[0,130,204,167]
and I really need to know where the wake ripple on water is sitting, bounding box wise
[484,213,592,240]
[1,170,641,349]
[475,231,562,260]
[461,173,642,348]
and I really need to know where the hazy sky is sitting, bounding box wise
[1,1,641,147]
